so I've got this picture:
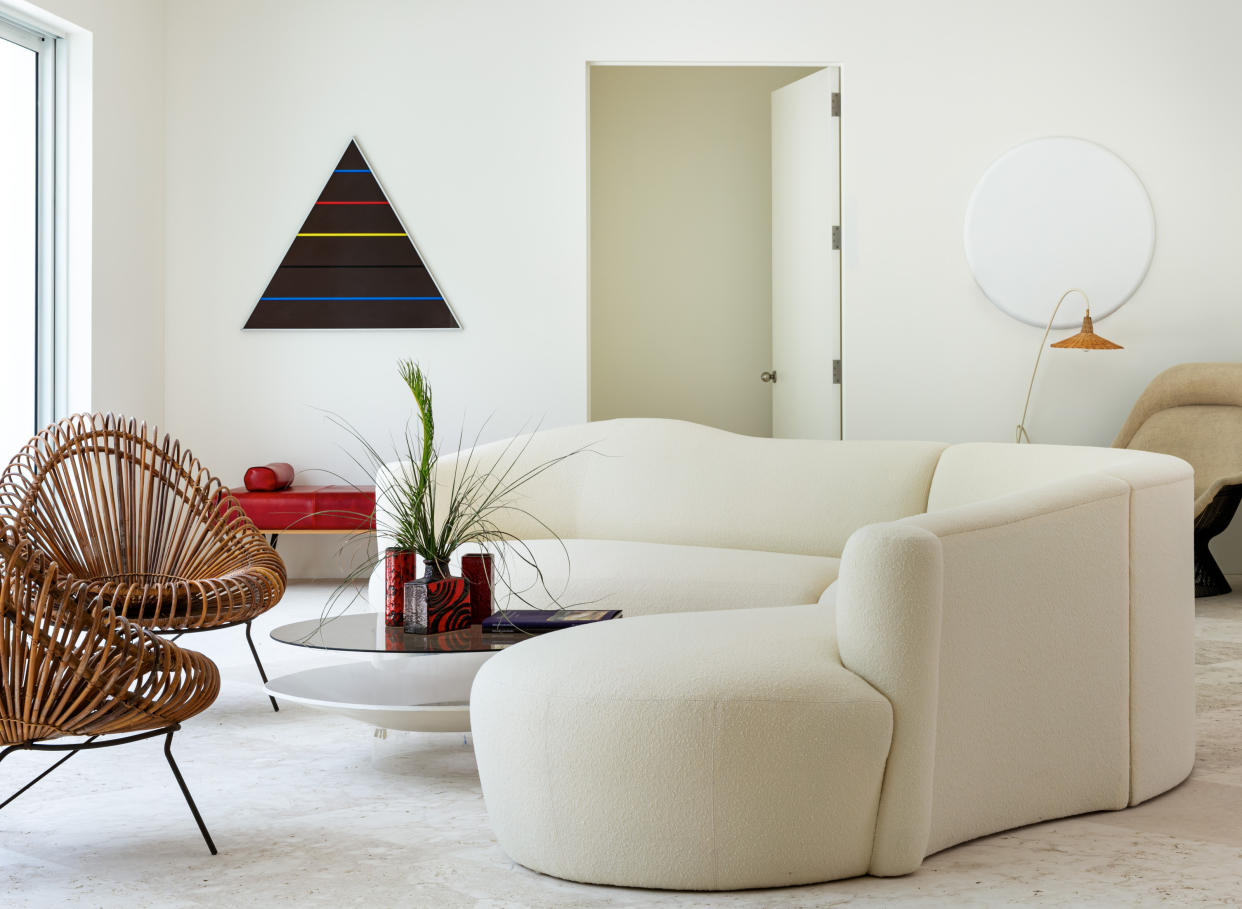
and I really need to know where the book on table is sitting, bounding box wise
[481,609,622,633]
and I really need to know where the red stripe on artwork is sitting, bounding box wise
[315,201,390,205]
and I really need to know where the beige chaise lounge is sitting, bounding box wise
[1114,361,1242,597]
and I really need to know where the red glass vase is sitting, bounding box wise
[461,553,494,623]
[384,549,419,627]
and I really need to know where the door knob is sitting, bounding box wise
[760,370,777,383]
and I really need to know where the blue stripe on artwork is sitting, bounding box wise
[333,168,370,173]
[260,296,444,301]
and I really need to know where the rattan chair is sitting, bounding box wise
[0,530,220,852]
[0,413,287,708]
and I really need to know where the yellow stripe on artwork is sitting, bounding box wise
[296,232,407,237]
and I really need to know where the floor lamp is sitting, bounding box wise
[1015,289,1122,444]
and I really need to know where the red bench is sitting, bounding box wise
[229,485,376,548]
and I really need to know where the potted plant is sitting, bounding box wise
[337,360,581,634]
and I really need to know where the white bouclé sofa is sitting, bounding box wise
[370,418,1196,890]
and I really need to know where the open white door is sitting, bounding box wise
[770,68,841,439]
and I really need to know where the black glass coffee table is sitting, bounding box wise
[272,612,529,654]
[266,612,529,732]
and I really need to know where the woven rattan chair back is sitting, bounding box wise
[0,414,285,631]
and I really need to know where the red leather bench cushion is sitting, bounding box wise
[229,485,377,531]
[244,462,295,492]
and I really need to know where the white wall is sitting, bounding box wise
[22,0,166,423]
[589,65,815,438]
[152,0,1242,575]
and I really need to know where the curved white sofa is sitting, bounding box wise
[370,418,1196,890]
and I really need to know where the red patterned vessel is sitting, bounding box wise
[404,560,472,634]
[384,549,419,627]
[425,576,472,634]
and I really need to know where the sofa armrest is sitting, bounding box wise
[835,523,943,876]
[836,473,1134,875]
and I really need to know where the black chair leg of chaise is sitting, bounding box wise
[1195,485,1242,598]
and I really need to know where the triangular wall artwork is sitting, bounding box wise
[244,140,459,330]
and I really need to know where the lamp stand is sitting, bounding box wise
[1015,288,1088,444]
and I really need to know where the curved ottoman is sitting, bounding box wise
[470,605,894,890]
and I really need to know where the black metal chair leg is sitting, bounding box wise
[0,736,97,810]
[245,620,279,712]
[163,729,217,855]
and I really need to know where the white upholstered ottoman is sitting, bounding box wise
[470,605,893,890]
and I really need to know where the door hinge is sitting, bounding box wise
[831,92,840,117]
[832,226,841,250]
[833,359,842,384]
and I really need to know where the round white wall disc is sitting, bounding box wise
[964,137,1155,328]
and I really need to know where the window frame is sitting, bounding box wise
[0,13,62,432]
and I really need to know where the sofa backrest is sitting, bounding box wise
[418,419,949,558]
[926,442,1176,512]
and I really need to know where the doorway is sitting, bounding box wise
[587,63,841,439]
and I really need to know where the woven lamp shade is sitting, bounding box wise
[1050,313,1123,350]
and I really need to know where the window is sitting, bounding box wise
[0,15,56,455]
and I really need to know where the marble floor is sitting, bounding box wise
[3,580,1242,908]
